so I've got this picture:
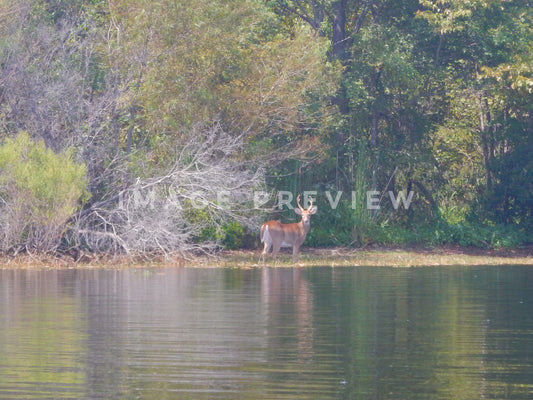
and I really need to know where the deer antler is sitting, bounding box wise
[297,194,314,210]
[296,194,304,211]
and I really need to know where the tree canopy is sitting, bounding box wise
[0,0,531,254]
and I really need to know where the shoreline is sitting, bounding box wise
[1,244,532,269]
[212,244,533,268]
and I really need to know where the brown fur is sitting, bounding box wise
[260,196,317,264]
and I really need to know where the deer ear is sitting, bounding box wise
[294,207,302,215]
[309,206,318,215]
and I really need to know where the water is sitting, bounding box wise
[0,266,532,399]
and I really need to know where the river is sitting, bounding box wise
[1,265,532,399]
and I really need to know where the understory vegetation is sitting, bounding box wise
[0,0,531,257]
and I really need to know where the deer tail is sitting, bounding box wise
[260,224,268,243]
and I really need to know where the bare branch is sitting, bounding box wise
[68,123,266,256]
[276,0,322,31]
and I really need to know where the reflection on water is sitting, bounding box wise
[0,266,532,399]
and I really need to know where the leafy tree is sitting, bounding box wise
[268,0,532,246]
[420,0,532,229]
[0,132,89,253]
[104,0,337,157]
[0,0,531,254]
[479,6,533,229]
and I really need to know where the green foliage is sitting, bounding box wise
[486,138,533,228]
[0,0,531,255]
[195,220,253,250]
[306,199,357,247]
[351,139,377,245]
[0,132,89,252]
[418,0,480,34]
[365,219,529,250]
[221,222,245,250]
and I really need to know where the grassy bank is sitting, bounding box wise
[1,245,532,269]
[211,245,533,268]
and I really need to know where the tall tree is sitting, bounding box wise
[104,0,337,158]
[420,0,532,227]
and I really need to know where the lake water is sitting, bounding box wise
[0,265,532,399]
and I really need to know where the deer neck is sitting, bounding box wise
[298,219,311,235]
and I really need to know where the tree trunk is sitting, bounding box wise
[332,0,348,60]
[478,94,493,190]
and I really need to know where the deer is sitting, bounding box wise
[260,194,317,264]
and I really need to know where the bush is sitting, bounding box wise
[220,221,245,250]
[304,198,358,247]
[0,132,89,253]
[370,220,530,250]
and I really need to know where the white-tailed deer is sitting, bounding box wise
[260,194,317,264]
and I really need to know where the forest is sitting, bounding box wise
[0,0,531,257]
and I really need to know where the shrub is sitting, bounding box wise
[221,221,245,250]
[0,132,89,253]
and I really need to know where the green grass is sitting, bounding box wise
[208,246,533,268]
[1,245,532,269]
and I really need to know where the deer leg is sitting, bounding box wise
[261,241,271,264]
[292,245,300,264]
[271,243,281,261]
